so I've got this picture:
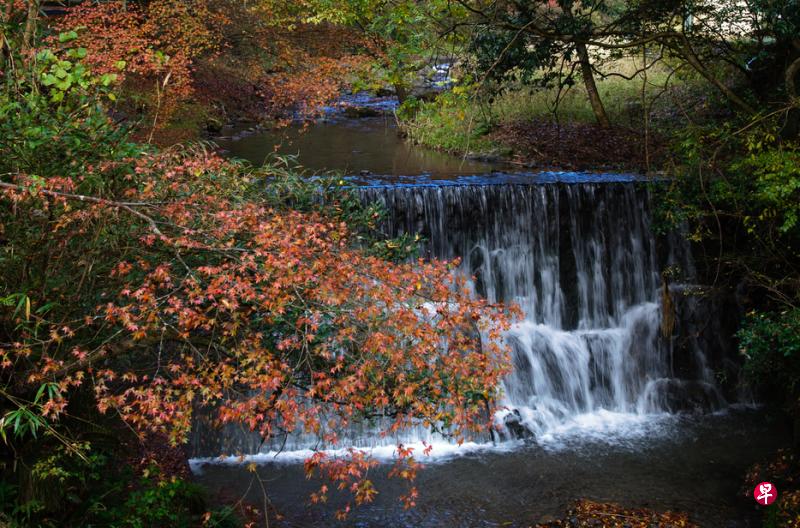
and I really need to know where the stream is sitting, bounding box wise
[216,112,495,178]
[199,102,788,527]
[194,409,786,527]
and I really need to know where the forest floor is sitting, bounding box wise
[533,499,698,528]
[487,120,665,172]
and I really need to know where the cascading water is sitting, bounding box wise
[191,178,727,458]
[359,180,725,442]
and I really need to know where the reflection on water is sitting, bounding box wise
[206,113,780,528]
[215,117,496,176]
[193,408,787,527]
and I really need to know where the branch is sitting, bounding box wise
[0,180,164,237]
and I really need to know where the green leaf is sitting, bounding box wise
[35,384,47,404]
[12,294,28,320]
[12,410,23,435]
[55,79,73,91]
[36,49,57,62]
[35,302,58,315]
[101,73,118,87]
[58,31,79,43]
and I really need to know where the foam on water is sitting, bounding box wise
[189,440,521,474]
[191,180,726,463]
[361,182,724,443]
[534,410,677,450]
[188,409,684,474]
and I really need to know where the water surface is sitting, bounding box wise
[216,117,496,176]
[203,109,780,528]
[193,409,786,527]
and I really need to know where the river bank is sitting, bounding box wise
[212,91,665,176]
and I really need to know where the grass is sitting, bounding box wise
[400,57,698,158]
[398,90,500,156]
[491,59,677,125]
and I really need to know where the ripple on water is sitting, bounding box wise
[190,408,788,527]
[189,409,713,473]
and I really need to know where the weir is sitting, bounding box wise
[192,178,728,457]
[360,180,725,440]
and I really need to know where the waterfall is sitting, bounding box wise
[191,179,726,458]
[360,181,725,441]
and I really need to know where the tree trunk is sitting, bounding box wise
[677,38,756,116]
[782,56,800,139]
[22,0,40,51]
[576,42,610,127]
[1,1,14,69]
[786,56,800,105]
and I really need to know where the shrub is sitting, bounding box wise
[739,309,800,409]
[0,34,144,189]
[399,89,497,155]
[1,31,513,526]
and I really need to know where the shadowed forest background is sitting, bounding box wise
[2,0,800,526]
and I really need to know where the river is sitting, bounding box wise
[199,106,787,527]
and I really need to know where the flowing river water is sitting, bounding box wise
[196,110,790,527]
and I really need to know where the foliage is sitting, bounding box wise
[301,0,453,97]
[1,28,514,525]
[0,33,141,182]
[399,60,675,165]
[0,438,235,528]
[399,89,497,155]
[655,121,800,307]
[51,1,213,134]
[265,53,371,123]
[651,101,800,432]
[731,135,800,234]
[744,449,800,528]
[0,442,115,526]
[763,490,800,528]
[739,309,800,408]
[7,0,800,524]
[486,61,679,126]
[108,466,236,528]
[46,1,376,139]
[467,0,599,88]
[535,498,698,527]
[450,0,800,124]
[654,119,800,424]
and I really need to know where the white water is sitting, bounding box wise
[361,182,724,444]
[191,180,726,462]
